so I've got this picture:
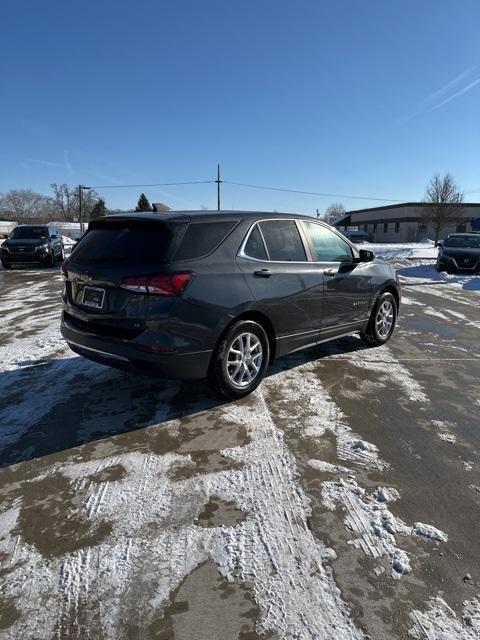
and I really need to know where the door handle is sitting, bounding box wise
[254,269,272,278]
[323,269,337,277]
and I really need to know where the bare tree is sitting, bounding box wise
[322,202,346,224]
[49,183,77,221]
[419,173,464,244]
[0,189,50,223]
[49,183,100,221]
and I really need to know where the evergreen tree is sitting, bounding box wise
[90,198,107,219]
[135,193,152,212]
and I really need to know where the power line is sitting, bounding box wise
[88,180,214,189]
[83,173,410,204]
[222,180,407,203]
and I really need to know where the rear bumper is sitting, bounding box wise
[61,318,212,380]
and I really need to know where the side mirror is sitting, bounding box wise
[357,249,374,262]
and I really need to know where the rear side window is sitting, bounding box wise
[243,224,268,260]
[303,222,353,262]
[174,220,237,261]
[259,220,307,262]
[71,221,186,266]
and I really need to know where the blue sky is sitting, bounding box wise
[1,0,479,213]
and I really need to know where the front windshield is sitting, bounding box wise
[10,226,48,240]
[444,235,480,249]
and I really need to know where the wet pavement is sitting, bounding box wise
[0,264,479,639]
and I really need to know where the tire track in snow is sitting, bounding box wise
[324,342,429,403]
[1,391,365,639]
[321,478,447,580]
[409,596,480,639]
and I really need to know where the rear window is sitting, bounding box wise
[71,220,186,266]
[174,220,237,261]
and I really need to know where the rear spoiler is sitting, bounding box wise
[89,213,191,231]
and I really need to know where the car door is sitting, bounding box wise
[237,219,325,355]
[300,221,372,337]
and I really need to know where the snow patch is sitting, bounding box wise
[401,296,426,307]
[432,420,457,444]
[321,478,447,579]
[328,344,429,403]
[1,391,365,639]
[308,459,352,475]
[438,433,457,443]
[409,596,480,639]
[424,308,454,321]
[264,363,387,470]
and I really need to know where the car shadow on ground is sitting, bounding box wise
[0,336,370,469]
[397,263,480,291]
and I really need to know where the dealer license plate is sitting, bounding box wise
[82,286,105,309]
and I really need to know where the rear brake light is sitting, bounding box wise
[120,272,194,296]
[61,263,68,279]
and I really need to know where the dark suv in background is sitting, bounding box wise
[61,211,400,399]
[436,232,480,273]
[1,224,64,268]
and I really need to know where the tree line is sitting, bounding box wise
[0,174,467,242]
[0,186,155,224]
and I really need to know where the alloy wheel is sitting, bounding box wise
[376,300,394,338]
[226,332,263,387]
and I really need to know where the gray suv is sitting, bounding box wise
[1,224,64,268]
[60,211,401,399]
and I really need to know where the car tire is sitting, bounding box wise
[361,292,397,347]
[44,251,55,267]
[57,246,65,262]
[1,260,11,269]
[436,262,445,272]
[208,320,270,400]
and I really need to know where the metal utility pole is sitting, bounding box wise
[216,164,222,211]
[78,185,84,236]
[316,208,320,220]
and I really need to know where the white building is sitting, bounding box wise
[0,220,17,238]
[48,221,83,240]
[333,202,480,242]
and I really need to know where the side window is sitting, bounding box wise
[174,220,237,260]
[259,220,307,262]
[243,224,268,260]
[304,222,353,262]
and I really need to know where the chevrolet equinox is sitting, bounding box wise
[60,211,401,399]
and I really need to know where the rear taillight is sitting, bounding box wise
[120,272,194,296]
[60,263,68,279]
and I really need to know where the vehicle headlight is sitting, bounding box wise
[0,244,8,252]
[35,243,49,251]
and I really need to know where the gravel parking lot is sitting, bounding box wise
[1,261,479,639]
